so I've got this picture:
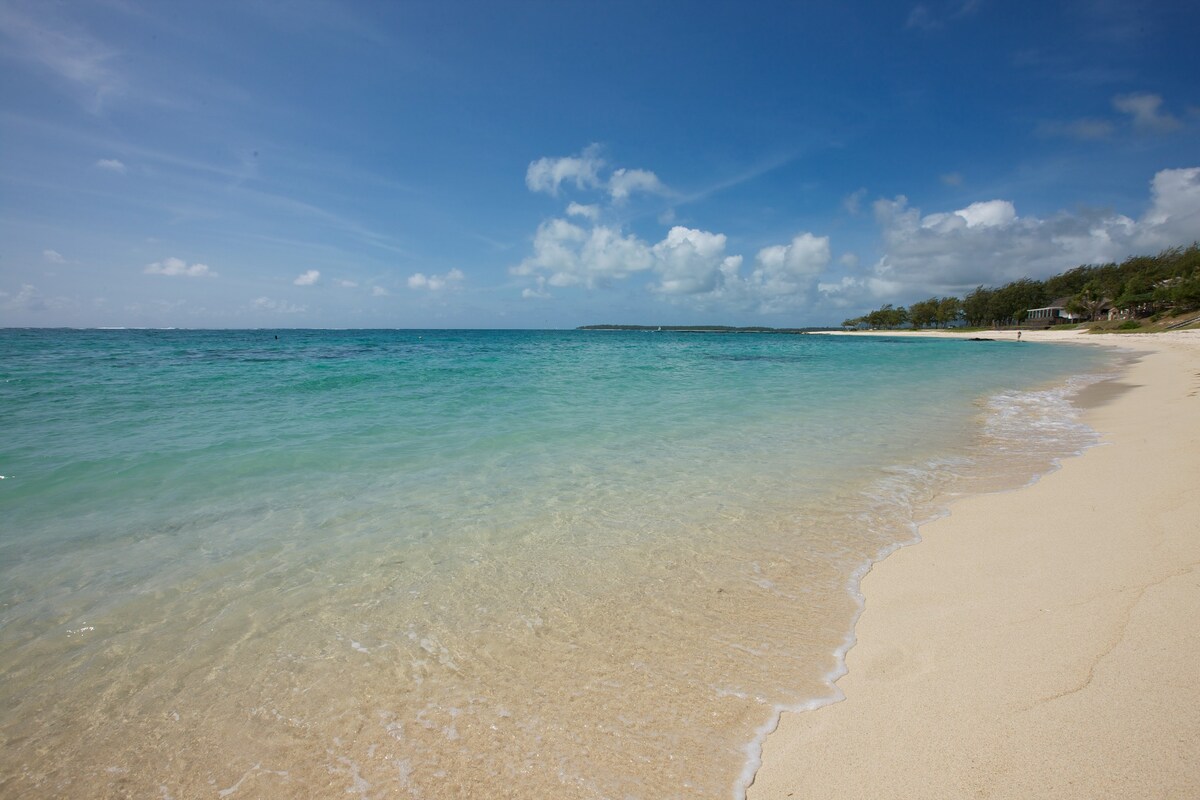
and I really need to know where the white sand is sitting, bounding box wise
[749,328,1200,799]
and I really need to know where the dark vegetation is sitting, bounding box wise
[576,325,832,333]
[843,245,1200,330]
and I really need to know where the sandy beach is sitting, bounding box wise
[750,328,1200,799]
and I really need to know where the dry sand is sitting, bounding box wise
[749,328,1200,800]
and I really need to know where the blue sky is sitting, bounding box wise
[1,0,1197,328]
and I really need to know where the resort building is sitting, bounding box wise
[1025,297,1082,323]
[1026,296,1118,323]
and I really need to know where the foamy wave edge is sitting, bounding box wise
[732,365,1120,800]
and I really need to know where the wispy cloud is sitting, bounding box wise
[0,1,124,111]
[95,157,126,173]
[408,269,464,291]
[527,145,671,206]
[293,269,320,286]
[144,257,217,278]
[906,1,981,31]
[252,296,306,314]
[843,188,868,215]
[1036,118,1114,140]
[1113,92,1182,133]
[675,151,798,206]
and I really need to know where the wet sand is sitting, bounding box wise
[750,328,1200,799]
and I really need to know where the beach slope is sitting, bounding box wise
[750,331,1200,799]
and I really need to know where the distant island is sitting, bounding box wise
[577,325,837,334]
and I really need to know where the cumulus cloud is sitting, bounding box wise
[1113,93,1181,133]
[1137,167,1200,248]
[512,216,832,313]
[144,257,217,278]
[527,144,670,206]
[526,144,605,195]
[512,219,653,289]
[407,268,465,291]
[253,297,305,314]
[43,249,65,263]
[566,202,600,221]
[650,227,732,295]
[918,199,1017,232]
[745,233,832,310]
[293,269,320,286]
[609,168,666,203]
[95,158,126,173]
[863,166,1200,299]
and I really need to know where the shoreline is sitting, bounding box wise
[748,328,1200,798]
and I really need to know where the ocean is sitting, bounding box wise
[0,328,1115,799]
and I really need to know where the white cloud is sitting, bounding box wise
[335,279,358,288]
[512,219,654,289]
[650,227,731,295]
[513,159,1200,318]
[95,158,126,173]
[371,286,389,296]
[956,199,1017,228]
[407,268,465,291]
[1113,93,1181,133]
[293,269,320,286]
[0,3,125,111]
[527,145,670,207]
[1136,167,1200,249]
[1,283,43,311]
[861,167,1200,299]
[522,277,551,299]
[916,199,1016,233]
[525,144,605,195]
[843,188,868,215]
[144,257,217,278]
[253,297,306,314]
[43,249,65,263]
[745,233,832,310]
[513,215,832,314]
[566,202,600,221]
[609,168,666,203]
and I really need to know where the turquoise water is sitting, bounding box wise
[0,329,1113,798]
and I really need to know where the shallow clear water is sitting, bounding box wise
[0,329,1113,798]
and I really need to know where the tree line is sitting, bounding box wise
[843,244,1200,329]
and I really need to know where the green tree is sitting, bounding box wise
[1067,280,1108,321]
[935,296,962,327]
[990,278,1046,324]
[909,297,938,329]
[962,286,995,326]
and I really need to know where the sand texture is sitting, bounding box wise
[750,329,1200,800]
